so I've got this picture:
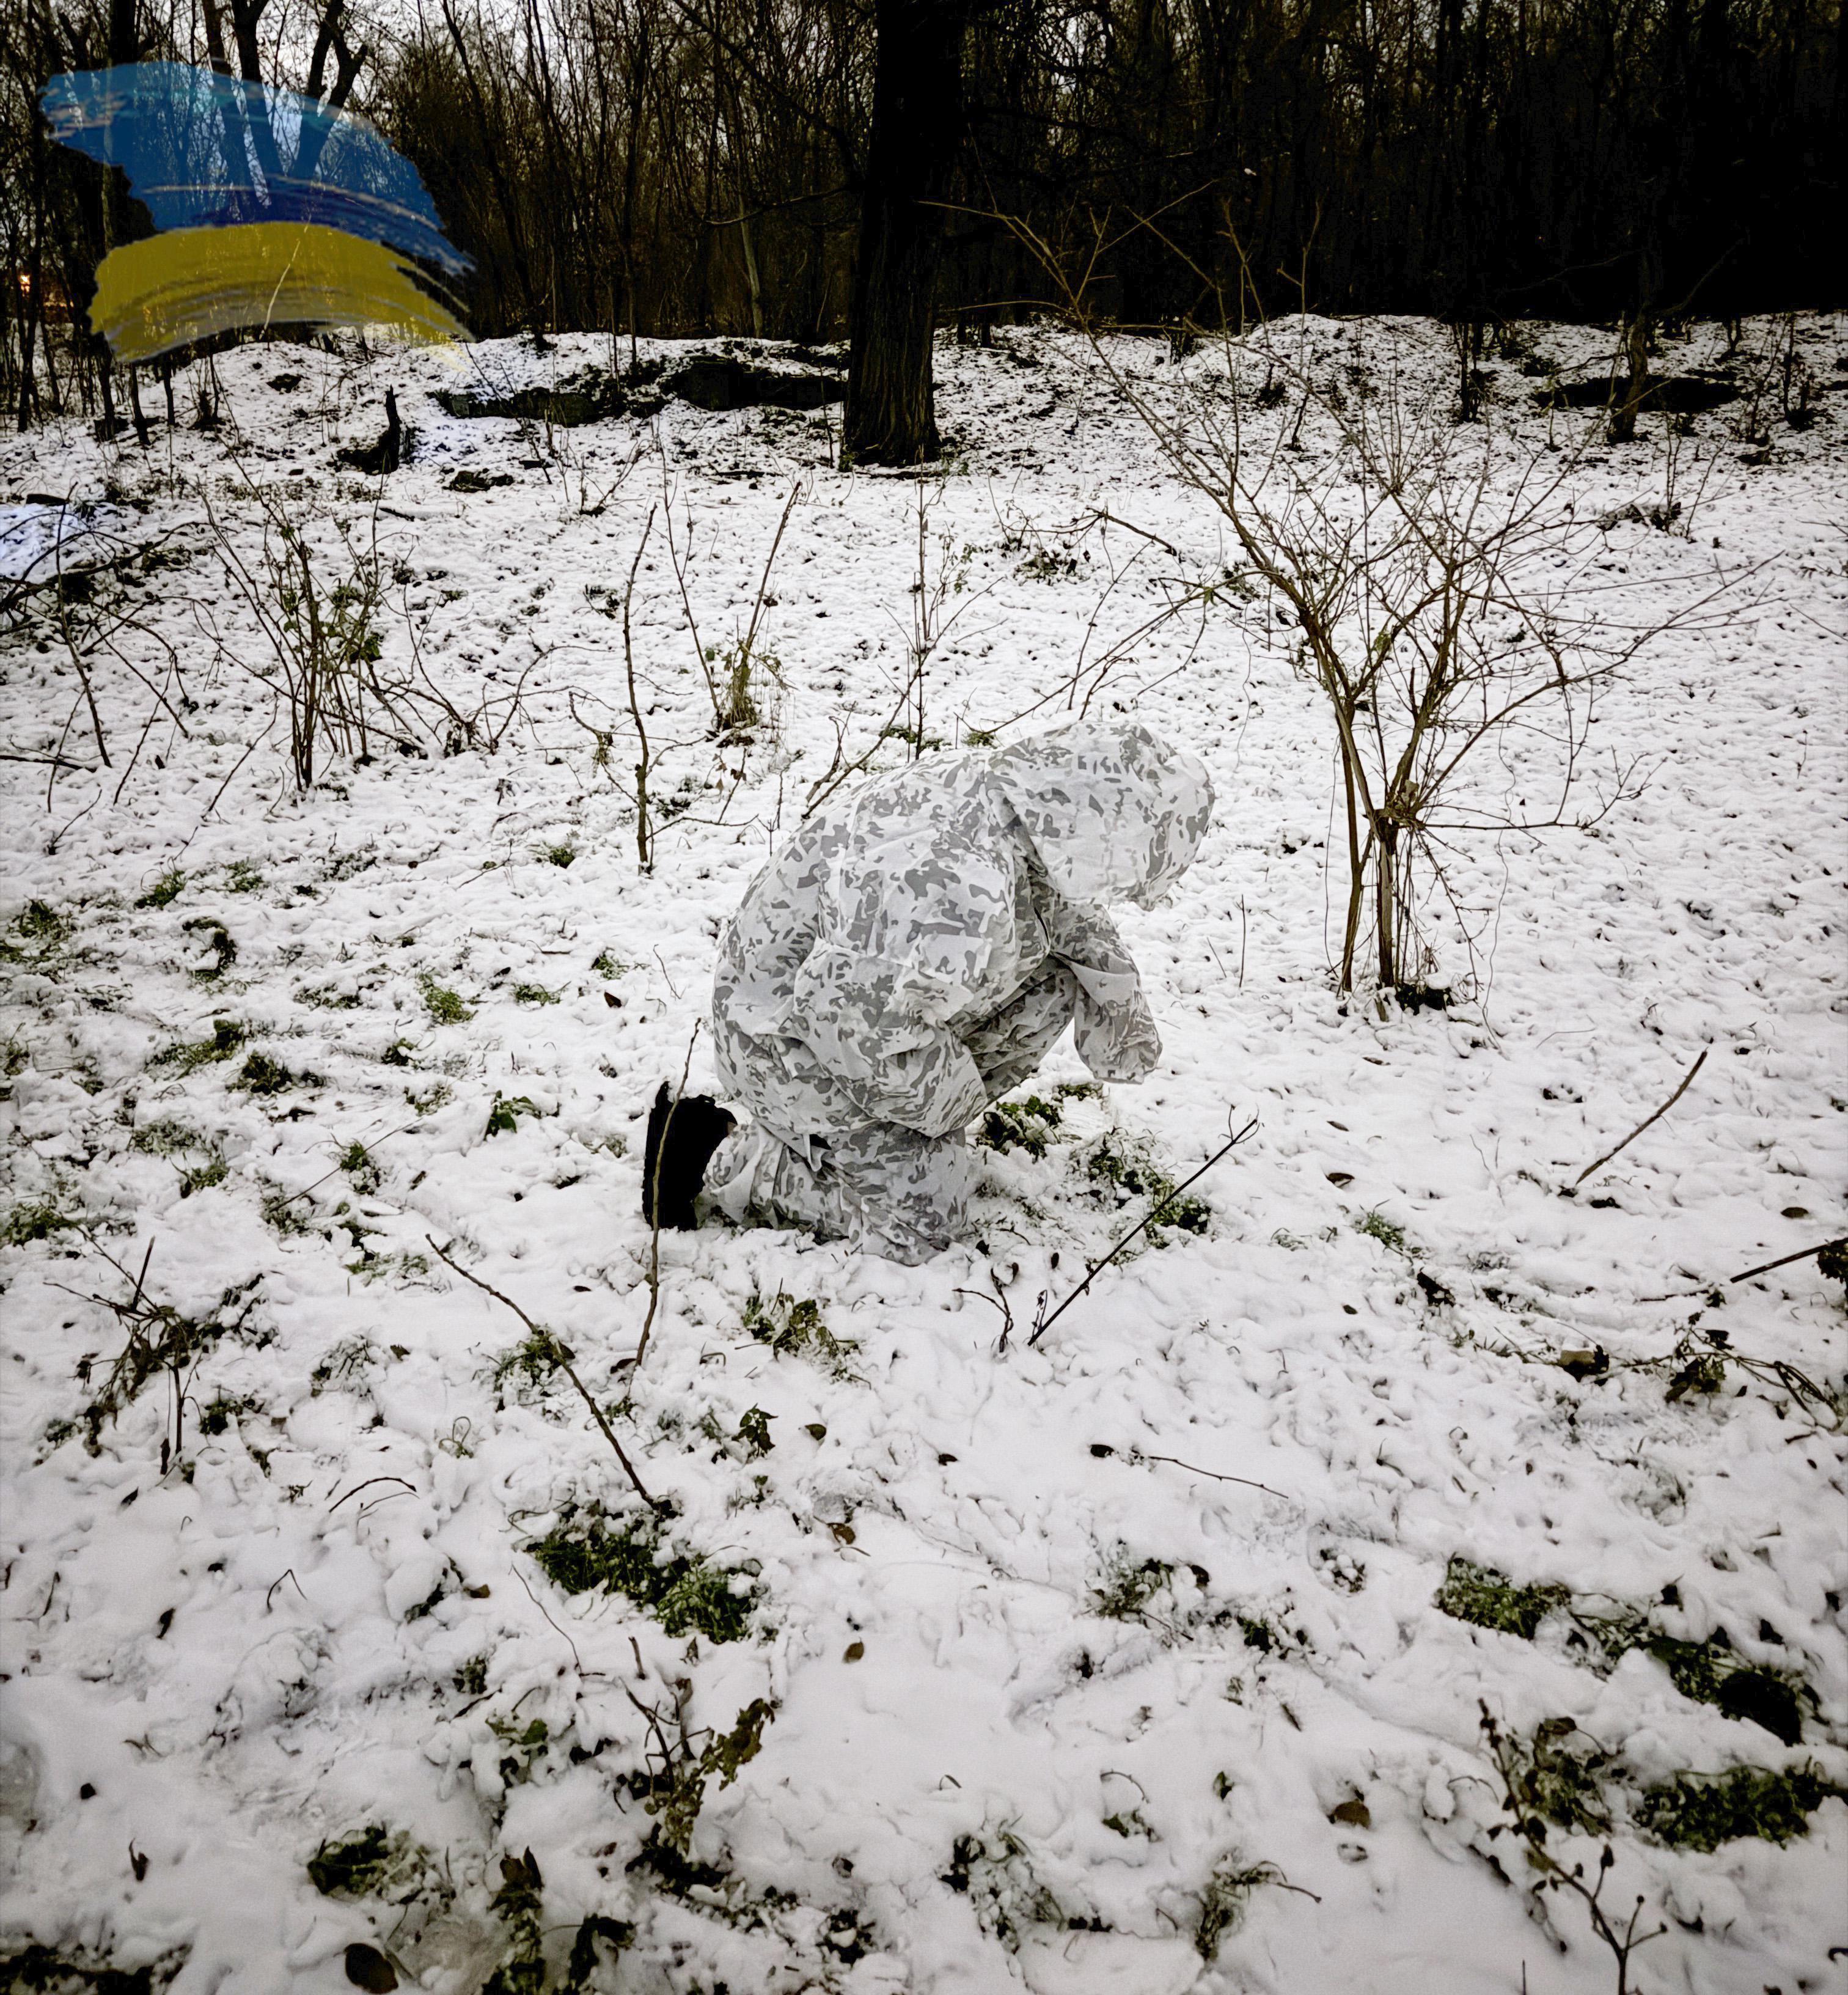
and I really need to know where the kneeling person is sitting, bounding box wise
[645,720,1213,1263]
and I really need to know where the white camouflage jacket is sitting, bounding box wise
[711,721,1214,1148]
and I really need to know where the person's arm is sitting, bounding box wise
[1038,894,1162,1082]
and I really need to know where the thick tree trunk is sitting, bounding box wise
[845,0,970,466]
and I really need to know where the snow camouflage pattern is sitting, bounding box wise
[705,721,1214,1261]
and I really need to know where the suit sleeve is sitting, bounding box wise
[1037,894,1162,1082]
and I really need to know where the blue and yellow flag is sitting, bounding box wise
[42,62,469,361]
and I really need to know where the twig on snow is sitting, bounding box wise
[1570,1047,1707,1188]
[266,1568,308,1612]
[1028,1111,1258,1347]
[1727,1235,1847,1285]
[0,750,96,770]
[270,1119,422,1212]
[1140,1452,1289,1501]
[328,1474,417,1513]
[425,1236,666,1514]
[513,1560,587,1675]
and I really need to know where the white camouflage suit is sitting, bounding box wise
[704,721,1214,1262]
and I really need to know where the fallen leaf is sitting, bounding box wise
[1330,1798,1371,1829]
[843,1640,864,1662]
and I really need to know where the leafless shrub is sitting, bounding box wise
[892,477,980,755]
[2,500,197,813]
[576,508,664,870]
[661,466,802,740]
[203,471,392,790]
[991,221,1742,1000]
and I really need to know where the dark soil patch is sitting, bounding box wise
[1535,372,1740,414]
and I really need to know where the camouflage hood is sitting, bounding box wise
[989,722,1214,909]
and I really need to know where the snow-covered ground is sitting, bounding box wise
[1,315,1843,1995]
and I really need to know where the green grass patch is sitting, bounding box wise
[129,1117,207,1158]
[1435,1556,1569,1640]
[229,1050,318,1096]
[1354,1210,1408,1253]
[224,860,265,893]
[309,1334,380,1395]
[258,1178,316,1236]
[1633,1765,1844,1852]
[418,972,473,1025]
[178,1155,227,1197]
[15,900,72,947]
[526,1505,758,1644]
[2,1197,82,1247]
[340,1141,382,1194]
[1085,1137,1210,1236]
[405,1081,452,1115]
[1637,1636,1804,1745]
[307,1822,446,1903]
[980,1093,1062,1158]
[1447,1565,1810,1744]
[150,1017,247,1074]
[295,982,361,1009]
[591,949,631,978]
[134,869,186,909]
[488,1328,565,1403]
[512,983,560,1006]
[1093,1549,1174,1620]
[742,1287,860,1379]
[128,1117,229,1189]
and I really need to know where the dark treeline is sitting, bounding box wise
[377,0,1844,340]
[2,0,1841,432]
